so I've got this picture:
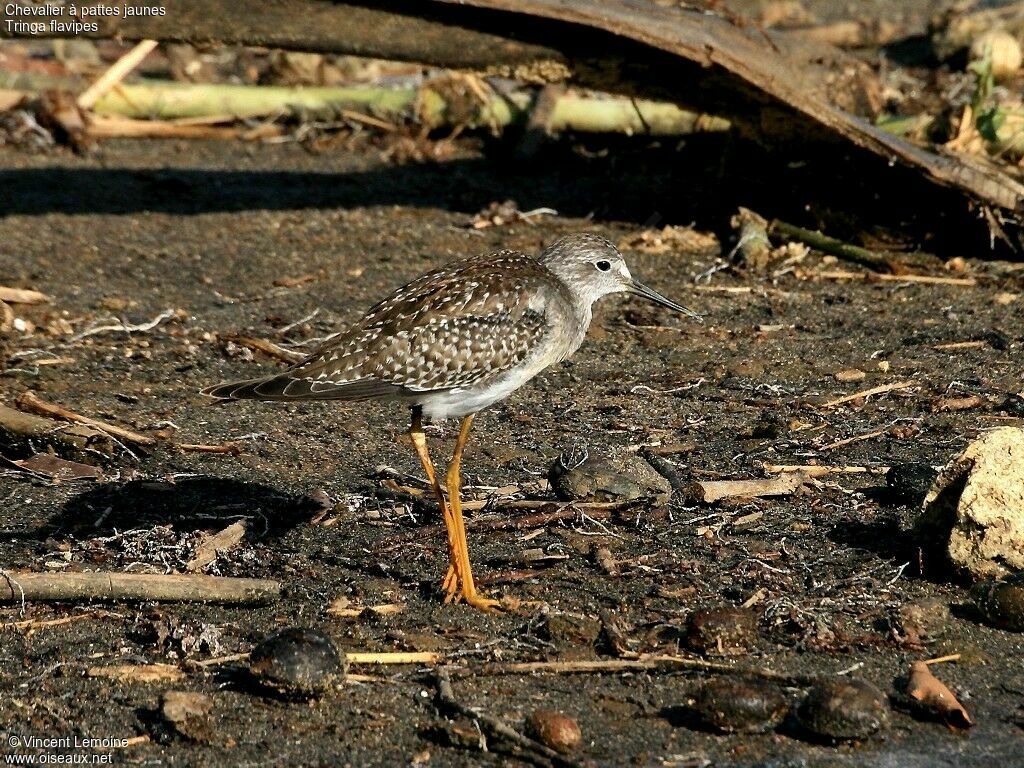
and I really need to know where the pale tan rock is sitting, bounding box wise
[920,427,1024,579]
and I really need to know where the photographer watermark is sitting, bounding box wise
[3,3,166,36]
[4,732,132,765]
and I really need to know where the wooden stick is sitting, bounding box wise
[0,610,115,631]
[175,442,242,455]
[77,39,158,110]
[813,270,976,286]
[820,427,889,451]
[15,390,157,447]
[762,463,889,477]
[195,650,441,667]
[195,653,251,668]
[0,286,51,304]
[347,651,441,665]
[820,380,916,408]
[685,473,804,503]
[459,655,816,686]
[932,340,988,350]
[0,572,280,604]
[923,653,961,665]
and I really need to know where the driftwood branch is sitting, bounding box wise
[0,402,115,459]
[0,571,280,604]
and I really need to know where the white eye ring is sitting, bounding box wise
[595,260,612,272]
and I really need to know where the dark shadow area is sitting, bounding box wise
[0,131,1003,258]
[46,476,322,539]
[826,515,918,565]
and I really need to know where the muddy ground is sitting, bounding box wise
[1,132,1023,768]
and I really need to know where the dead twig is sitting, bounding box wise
[0,572,280,604]
[77,39,158,110]
[819,380,917,409]
[15,390,157,447]
[185,521,248,572]
[455,655,816,686]
[820,427,890,451]
[769,219,938,272]
[175,442,242,455]
[0,609,116,632]
[812,270,976,287]
[349,651,441,665]
[761,463,889,477]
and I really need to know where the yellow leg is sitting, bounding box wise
[444,415,501,613]
[408,409,459,600]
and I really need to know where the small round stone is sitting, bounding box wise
[686,607,757,656]
[693,677,788,733]
[525,709,582,754]
[972,573,1024,631]
[796,678,890,741]
[249,627,345,695]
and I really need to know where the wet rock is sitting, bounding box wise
[972,573,1024,631]
[895,597,951,643]
[886,463,938,507]
[548,448,671,505]
[914,427,1024,580]
[796,679,890,741]
[693,677,788,733]
[160,690,215,743]
[525,709,582,754]
[249,627,345,696]
[685,607,757,656]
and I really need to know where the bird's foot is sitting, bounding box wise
[442,564,458,600]
[439,569,502,613]
[462,591,503,613]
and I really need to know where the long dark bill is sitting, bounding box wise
[630,280,704,322]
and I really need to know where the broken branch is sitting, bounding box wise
[15,390,157,447]
[0,572,280,604]
[684,473,805,504]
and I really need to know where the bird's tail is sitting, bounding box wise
[200,376,283,401]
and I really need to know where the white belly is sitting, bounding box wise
[412,370,532,422]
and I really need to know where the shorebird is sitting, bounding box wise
[204,233,701,611]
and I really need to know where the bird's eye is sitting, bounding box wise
[595,260,611,272]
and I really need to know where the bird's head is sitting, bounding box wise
[540,233,702,321]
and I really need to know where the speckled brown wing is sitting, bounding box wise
[204,251,560,401]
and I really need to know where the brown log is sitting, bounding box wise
[0,571,280,604]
